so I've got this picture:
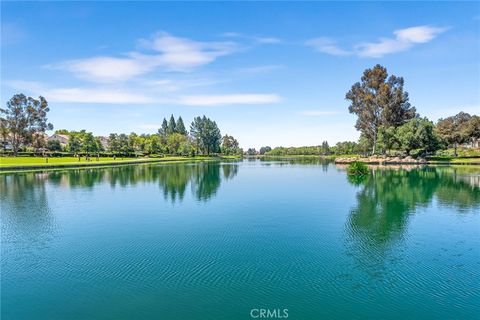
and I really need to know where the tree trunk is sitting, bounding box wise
[454,143,458,157]
[12,134,19,157]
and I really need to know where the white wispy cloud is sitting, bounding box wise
[55,56,152,83]
[50,32,239,83]
[45,87,157,104]
[299,110,340,116]
[137,31,237,70]
[305,37,352,56]
[221,32,282,44]
[307,25,448,58]
[253,36,282,44]
[179,94,282,106]
[5,80,157,104]
[356,26,448,57]
[237,65,284,74]
[6,80,282,105]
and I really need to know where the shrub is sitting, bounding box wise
[347,161,369,176]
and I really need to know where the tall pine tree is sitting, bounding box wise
[176,116,187,135]
[167,115,176,135]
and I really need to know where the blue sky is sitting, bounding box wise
[1,1,479,149]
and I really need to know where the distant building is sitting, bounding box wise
[1,133,13,150]
[48,134,69,146]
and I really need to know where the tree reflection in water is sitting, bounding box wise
[2,162,239,206]
[346,166,480,248]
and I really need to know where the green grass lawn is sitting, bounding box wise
[426,156,480,164]
[0,155,241,169]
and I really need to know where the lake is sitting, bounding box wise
[1,160,479,320]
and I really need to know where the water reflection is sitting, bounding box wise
[346,166,480,247]
[259,156,332,171]
[1,162,239,205]
[0,173,56,258]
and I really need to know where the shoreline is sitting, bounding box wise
[258,154,480,165]
[0,156,241,173]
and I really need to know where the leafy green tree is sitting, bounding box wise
[377,125,398,155]
[31,133,46,154]
[81,132,97,154]
[118,134,131,155]
[355,134,372,155]
[321,141,330,155]
[436,112,472,156]
[47,139,62,151]
[396,118,439,155]
[0,94,53,156]
[128,132,140,153]
[465,115,480,147]
[222,135,240,155]
[0,117,9,152]
[176,116,187,135]
[108,133,120,153]
[167,115,176,135]
[55,129,70,134]
[145,134,162,154]
[67,135,81,153]
[346,65,416,154]
[333,141,358,155]
[259,146,272,155]
[94,137,104,152]
[190,116,222,155]
[166,133,188,155]
[246,148,257,155]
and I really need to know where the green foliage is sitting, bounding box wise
[246,148,257,155]
[395,118,439,155]
[267,146,322,156]
[377,125,399,154]
[332,141,357,155]
[190,116,222,155]
[259,146,272,155]
[346,65,416,154]
[321,141,330,155]
[66,130,103,154]
[221,135,241,155]
[176,116,187,135]
[67,135,81,153]
[1,94,53,155]
[167,115,176,135]
[47,139,62,151]
[159,119,168,137]
[166,133,190,155]
[104,115,229,157]
[436,112,478,156]
[346,161,369,176]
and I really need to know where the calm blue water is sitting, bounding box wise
[1,160,479,319]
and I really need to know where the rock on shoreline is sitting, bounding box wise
[334,156,428,165]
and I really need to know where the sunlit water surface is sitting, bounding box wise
[1,160,479,320]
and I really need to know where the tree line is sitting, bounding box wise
[263,65,479,157]
[346,65,479,157]
[0,96,242,156]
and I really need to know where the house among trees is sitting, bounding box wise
[98,136,109,150]
[47,134,69,147]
